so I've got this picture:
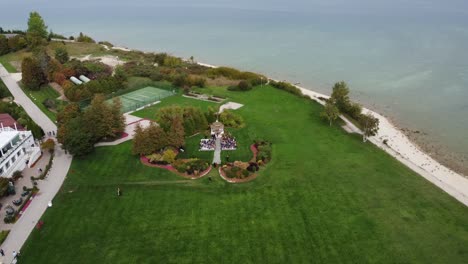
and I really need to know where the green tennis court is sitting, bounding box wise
[109,86,175,113]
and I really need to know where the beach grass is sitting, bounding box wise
[19,86,468,263]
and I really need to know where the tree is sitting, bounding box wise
[132,123,168,155]
[320,100,340,126]
[205,106,217,123]
[167,115,185,148]
[0,35,10,56]
[60,116,94,156]
[359,113,380,142]
[26,11,48,48]
[219,110,244,128]
[41,138,55,153]
[0,35,9,55]
[8,35,27,52]
[110,97,125,137]
[21,57,46,90]
[27,12,48,38]
[147,124,169,152]
[34,47,51,75]
[54,46,69,63]
[83,94,112,141]
[330,81,351,112]
[77,32,95,43]
[0,177,9,197]
[132,123,148,155]
[237,80,252,91]
[57,103,80,125]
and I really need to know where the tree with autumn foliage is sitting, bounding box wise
[22,57,46,90]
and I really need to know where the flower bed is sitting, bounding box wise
[140,156,211,179]
[219,141,271,183]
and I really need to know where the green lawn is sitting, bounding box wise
[133,93,219,120]
[22,85,61,122]
[0,55,19,73]
[20,86,468,263]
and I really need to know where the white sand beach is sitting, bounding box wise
[197,61,468,206]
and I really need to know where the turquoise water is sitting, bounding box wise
[1,2,468,160]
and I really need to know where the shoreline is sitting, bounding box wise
[195,60,468,206]
[74,44,468,205]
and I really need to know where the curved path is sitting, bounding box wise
[0,64,73,264]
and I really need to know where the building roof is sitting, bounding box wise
[210,121,224,130]
[0,114,24,130]
[1,34,18,39]
[0,130,19,149]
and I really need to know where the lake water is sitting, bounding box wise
[1,1,468,166]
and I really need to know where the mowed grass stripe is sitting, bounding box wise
[19,86,468,263]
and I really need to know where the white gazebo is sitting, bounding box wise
[210,121,224,138]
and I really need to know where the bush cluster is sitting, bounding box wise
[255,140,272,163]
[227,80,252,91]
[64,76,124,102]
[173,159,209,175]
[223,166,251,179]
[219,110,244,128]
[269,80,304,97]
[206,67,263,81]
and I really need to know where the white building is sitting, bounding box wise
[0,127,41,178]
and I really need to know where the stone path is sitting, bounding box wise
[213,138,221,165]
[0,63,73,264]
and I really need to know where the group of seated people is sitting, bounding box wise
[221,135,237,150]
[199,139,215,151]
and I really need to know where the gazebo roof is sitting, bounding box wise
[210,121,224,130]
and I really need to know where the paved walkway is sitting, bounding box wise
[0,63,73,264]
[213,138,221,164]
[0,65,56,134]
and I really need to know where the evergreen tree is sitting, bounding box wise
[110,97,125,137]
[26,11,48,47]
[132,123,150,155]
[83,94,112,141]
[54,46,69,63]
[167,115,185,148]
[147,124,168,153]
[27,11,48,38]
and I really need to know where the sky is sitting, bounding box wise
[1,0,468,15]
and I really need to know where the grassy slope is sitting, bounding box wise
[20,86,468,263]
[21,85,60,122]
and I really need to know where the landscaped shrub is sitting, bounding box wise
[162,149,177,164]
[172,160,187,173]
[255,140,272,163]
[42,98,56,109]
[269,80,304,97]
[228,80,252,91]
[0,230,10,244]
[12,171,23,181]
[171,158,209,175]
[4,215,14,224]
[219,110,244,128]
